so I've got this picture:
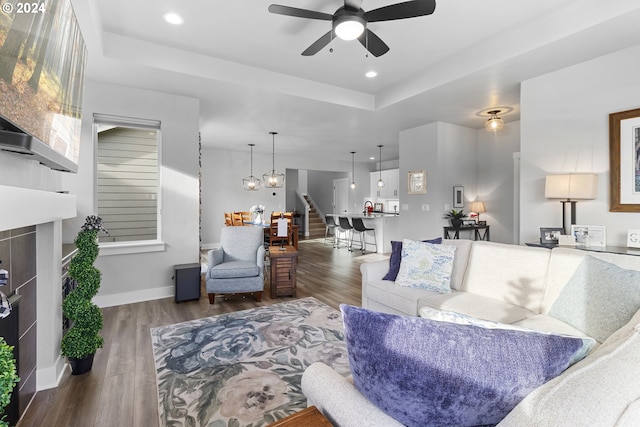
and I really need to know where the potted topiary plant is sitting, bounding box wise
[0,337,19,427]
[443,209,468,228]
[61,215,108,375]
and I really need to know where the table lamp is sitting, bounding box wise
[469,201,486,224]
[545,173,598,234]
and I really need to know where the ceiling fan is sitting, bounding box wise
[268,0,436,57]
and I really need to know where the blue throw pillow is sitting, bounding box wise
[340,304,588,427]
[382,238,442,281]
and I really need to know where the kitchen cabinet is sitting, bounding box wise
[370,169,399,199]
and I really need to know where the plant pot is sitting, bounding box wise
[450,219,463,228]
[68,353,95,375]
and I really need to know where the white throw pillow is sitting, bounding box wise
[395,239,456,293]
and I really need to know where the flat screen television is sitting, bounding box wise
[0,0,86,173]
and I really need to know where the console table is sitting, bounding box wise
[270,246,298,297]
[443,224,490,241]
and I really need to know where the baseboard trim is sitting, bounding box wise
[94,285,175,308]
[36,355,67,391]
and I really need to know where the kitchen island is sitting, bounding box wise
[328,212,400,254]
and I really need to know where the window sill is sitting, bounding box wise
[98,240,165,256]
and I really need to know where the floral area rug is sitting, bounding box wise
[150,297,350,427]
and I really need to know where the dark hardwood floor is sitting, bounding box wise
[18,238,386,427]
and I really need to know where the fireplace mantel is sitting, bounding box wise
[0,185,76,231]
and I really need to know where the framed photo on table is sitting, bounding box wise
[609,107,640,212]
[539,227,564,244]
[408,170,427,194]
[570,225,606,247]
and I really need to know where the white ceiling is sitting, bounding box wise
[72,0,640,162]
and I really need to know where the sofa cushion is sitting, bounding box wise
[418,291,536,324]
[549,256,640,343]
[209,261,260,279]
[498,308,640,427]
[341,304,589,427]
[513,314,594,339]
[460,241,550,314]
[395,240,455,293]
[382,238,442,281]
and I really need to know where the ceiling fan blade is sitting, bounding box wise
[365,0,436,22]
[268,4,333,20]
[302,30,334,56]
[344,0,364,11]
[358,29,389,57]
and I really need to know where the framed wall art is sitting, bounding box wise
[609,107,640,212]
[408,170,427,194]
[453,186,464,208]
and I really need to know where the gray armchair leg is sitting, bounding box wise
[208,293,215,304]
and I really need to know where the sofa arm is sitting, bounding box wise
[360,259,390,283]
[301,362,402,427]
[208,248,223,269]
[256,245,265,270]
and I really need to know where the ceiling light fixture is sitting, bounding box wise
[242,144,261,191]
[365,70,377,78]
[263,132,285,188]
[485,110,504,132]
[350,151,357,189]
[334,12,365,40]
[377,145,385,188]
[163,12,184,25]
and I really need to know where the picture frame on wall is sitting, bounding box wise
[407,170,427,194]
[609,107,640,212]
[539,227,564,244]
[453,186,464,208]
[570,224,606,247]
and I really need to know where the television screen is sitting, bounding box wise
[0,0,86,172]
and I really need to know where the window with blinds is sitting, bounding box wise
[94,114,161,243]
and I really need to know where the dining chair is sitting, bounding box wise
[224,212,233,226]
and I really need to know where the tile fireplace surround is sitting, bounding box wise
[0,184,77,423]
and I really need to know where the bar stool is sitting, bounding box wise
[351,217,378,254]
[324,215,338,246]
[337,217,354,250]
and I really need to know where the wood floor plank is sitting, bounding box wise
[18,238,381,427]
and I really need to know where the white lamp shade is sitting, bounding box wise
[469,201,486,213]
[545,174,598,200]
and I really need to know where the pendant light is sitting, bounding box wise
[242,143,261,191]
[350,151,357,189]
[263,131,284,188]
[376,145,385,188]
[485,110,504,132]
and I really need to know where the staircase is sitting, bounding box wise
[304,196,326,239]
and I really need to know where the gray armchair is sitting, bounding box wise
[206,226,265,304]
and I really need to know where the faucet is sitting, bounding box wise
[364,201,373,214]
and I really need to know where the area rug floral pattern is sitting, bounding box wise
[150,297,350,427]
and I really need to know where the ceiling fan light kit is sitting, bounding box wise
[269,0,436,57]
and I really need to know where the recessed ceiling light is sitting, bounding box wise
[365,71,377,78]
[163,12,184,25]
[370,156,375,160]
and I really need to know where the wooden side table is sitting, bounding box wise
[267,406,333,426]
[270,246,298,297]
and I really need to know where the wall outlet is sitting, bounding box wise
[421,204,430,211]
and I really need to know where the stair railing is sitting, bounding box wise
[295,189,311,237]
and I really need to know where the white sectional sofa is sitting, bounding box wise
[302,240,640,426]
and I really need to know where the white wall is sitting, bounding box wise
[68,81,200,305]
[520,42,640,246]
